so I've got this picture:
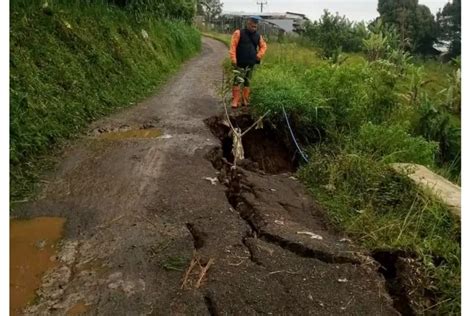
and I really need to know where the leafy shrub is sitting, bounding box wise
[363,32,387,61]
[364,60,400,122]
[301,10,368,58]
[439,67,461,115]
[364,20,413,73]
[413,99,461,175]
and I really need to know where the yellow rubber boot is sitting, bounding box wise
[231,86,241,108]
[242,87,250,106]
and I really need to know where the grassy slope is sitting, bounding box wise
[201,32,231,47]
[10,2,201,201]
[247,42,460,314]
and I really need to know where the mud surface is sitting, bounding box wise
[10,217,66,315]
[13,38,399,315]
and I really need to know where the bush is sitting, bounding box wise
[413,99,461,175]
[364,60,400,122]
[301,10,368,58]
[363,33,387,61]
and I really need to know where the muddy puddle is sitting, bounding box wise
[97,128,162,140]
[10,217,66,315]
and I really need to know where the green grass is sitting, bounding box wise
[160,255,188,272]
[413,57,456,96]
[10,1,201,201]
[201,31,231,47]
[242,39,461,314]
[250,41,460,174]
[298,149,460,314]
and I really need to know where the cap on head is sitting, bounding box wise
[248,16,262,23]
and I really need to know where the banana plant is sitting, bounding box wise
[363,33,387,61]
[439,67,461,114]
[399,66,432,106]
[388,48,413,74]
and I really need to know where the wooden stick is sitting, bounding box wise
[195,258,215,288]
[181,253,198,289]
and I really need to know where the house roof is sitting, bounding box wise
[285,11,309,19]
[221,11,308,20]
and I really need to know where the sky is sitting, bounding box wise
[221,0,450,22]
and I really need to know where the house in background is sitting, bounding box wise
[265,12,309,34]
[219,11,309,36]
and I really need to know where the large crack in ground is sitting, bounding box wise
[259,231,361,264]
[205,113,424,315]
[230,194,361,265]
[206,114,359,265]
[186,223,207,250]
[204,114,298,174]
[204,294,218,316]
[371,249,436,315]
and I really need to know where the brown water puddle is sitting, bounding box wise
[10,217,66,315]
[99,128,162,140]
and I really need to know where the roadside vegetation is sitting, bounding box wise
[204,26,461,310]
[10,0,201,201]
[244,9,461,315]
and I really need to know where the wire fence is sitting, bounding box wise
[195,15,286,41]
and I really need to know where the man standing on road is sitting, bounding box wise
[229,16,267,109]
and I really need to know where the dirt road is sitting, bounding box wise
[16,37,399,315]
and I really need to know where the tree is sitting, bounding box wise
[197,0,222,23]
[413,5,437,54]
[377,0,417,48]
[437,0,461,57]
[377,0,437,55]
[301,10,368,58]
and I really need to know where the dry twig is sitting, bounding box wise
[195,258,215,288]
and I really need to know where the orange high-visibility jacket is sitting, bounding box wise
[229,29,267,65]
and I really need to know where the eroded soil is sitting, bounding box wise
[12,38,401,315]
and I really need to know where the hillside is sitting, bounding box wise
[10,0,201,201]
